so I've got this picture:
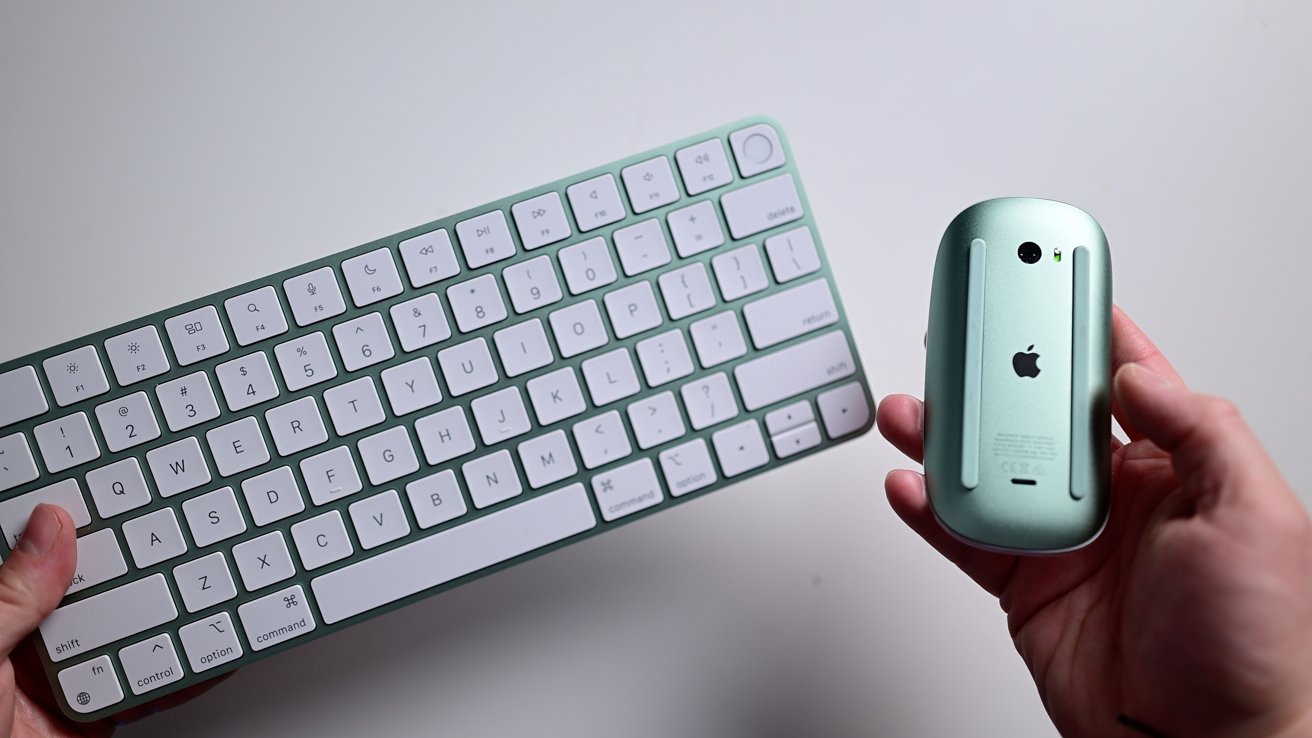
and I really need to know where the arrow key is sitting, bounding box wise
[118,633,184,696]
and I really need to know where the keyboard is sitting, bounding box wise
[0,116,874,722]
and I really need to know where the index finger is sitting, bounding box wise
[1112,305,1184,440]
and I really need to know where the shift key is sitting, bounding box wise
[40,574,177,662]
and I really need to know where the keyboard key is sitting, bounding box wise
[122,508,188,568]
[658,263,716,319]
[493,319,553,378]
[266,396,329,456]
[680,373,739,430]
[437,338,498,397]
[635,330,694,387]
[511,192,572,250]
[341,248,404,307]
[658,438,717,497]
[119,633,184,696]
[771,422,822,459]
[591,457,664,522]
[156,372,221,432]
[182,486,247,548]
[517,430,577,489]
[206,417,270,477]
[179,612,243,673]
[675,138,733,195]
[34,412,100,473]
[67,528,128,595]
[300,446,363,506]
[667,201,724,258]
[733,331,856,411]
[502,255,563,314]
[94,392,160,453]
[57,655,122,714]
[548,300,608,358]
[380,358,442,416]
[462,450,522,509]
[145,437,211,497]
[690,311,747,368]
[572,411,631,469]
[233,530,295,591]
[470,387,532,445]
[43,346,109,407]
[627,392,686,450]
[333,313,395,372]
[0,433,39,494]
[312,484,596,625]
[105,326,170,386]
[164,305,230,367]
[603,281,662,339]
[764,401,815,435]
[447,274,508,333]
[712,244,770,301]
[720,173,803,239]
[174,552,238,612]
[557,237,617,294]
[405,471,468,529]
[621,155,680,214]
[291,510,353,570]
[526,367,587,426]
[41,573,177,662]
[274,332,338,392]
[817,381,871,439]
[729,123,786,177]
[283,267,347,327]
[742,278,838,349]
[456,210,517,269]
[399,228,460,287]
[390,294,451,352]
[241,467,305,527]
[0,366,48,428]
[0,478,91,547]
[323,377,386,437]
[225,286,289,346]
[358,426,419,486]
[348,490,410,549]
[764,226,821,282]
[712,419,769,477]
[566,173,626,232]
[414,407,476,465]
[216,351,281,412]
[85,458,151,519]
[582,348,640,406]
[239,584,316,650]
[613,219,672,276]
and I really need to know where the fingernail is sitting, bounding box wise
[18,504,62,557]
[1124,362,1174,391]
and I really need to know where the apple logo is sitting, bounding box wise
[1013,345,1041,378]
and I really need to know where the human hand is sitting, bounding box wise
[878,308,1312,738]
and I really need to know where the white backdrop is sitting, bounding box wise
[2,2,1309,736]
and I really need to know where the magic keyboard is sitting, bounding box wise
[0,116,874,721]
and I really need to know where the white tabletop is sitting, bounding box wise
[2,3,1309,736]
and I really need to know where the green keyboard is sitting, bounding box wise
[0,116,874,722]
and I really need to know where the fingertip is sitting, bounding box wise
[877,394,925,463]
[884,469,929,523]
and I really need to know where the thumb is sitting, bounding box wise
[0,504,77,658]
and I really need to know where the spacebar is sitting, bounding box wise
[311,485,597,624]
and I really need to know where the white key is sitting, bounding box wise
[667,200,725,258]
[557,237,617,294]
[41,573,176,662]
[358,425,420,485]
[627,392,686,450]
[405,470,468,529]
[44,346,109,407]
[342,248,404,307]
[390,293,452,352]
[381,358,442,416]
[0,433,38,493]
[613,219,672,276]
[105,326,170,386]
[675,138,734,195]
[548,300,608,358]
[526,367,587,425]
[817,381,871,439]
[659,263,716,320]
[165,305,230,366]
[0,478,90,547]
[771,422,822,459]
[447,274,508,333]
[119,633,185,696]
[511,191,572,250]
[233,530,295,591]
[300,446,363,506]
[0,367,48,428]
[242,466,305,526]
[122,508,187,568]
[323,377,387,436]
[743,278,839,349]
[266,396,329,456]
[462,450,522,509]
[765,401,815,434]
[225,286,289,346]
[156,372,220,432]
[275,332,338,392]
[502,255,563,313]
[621,155,680,213]
[603,281,662,339]
[517,430,577,489]
[690,311,747,368]
[680,373,739,430]
[582,348,640,406]
[764,226,821,282]
[572,411,632,469]
[399,228,460,287]
[58,655,122,713]
[348,489,410,549]
[173,552,238,612]
[206,416,270,477]
[635,330,695,387]
[182,486,247,548]
[34,412,99,473]
[414,407,476,465]
[146,437,210,497]
[493,319,553,377]
[592,457,664,522]
[239,584,316,650]
[437,338,498,396]
[94,392,160,453]
[284,267,347,327]
[456,210,517,268]
[712,419,770,477]
[471,387,532,445]
[658,438,718,497]
[566,173,626,232]
[720,173,804,239]
[178,612,242,673]
[67,528,127,595]
[291,510,353,570]
[729,123,786,177]
[713,244,770,301]
[312,484,596,624]
[735,330,856,411]
[216,351,280,411]
[333,313,395,371]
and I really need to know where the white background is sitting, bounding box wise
[2,2,1309,736]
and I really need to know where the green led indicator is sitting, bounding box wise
[1053,248,1062,263]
